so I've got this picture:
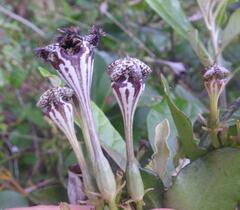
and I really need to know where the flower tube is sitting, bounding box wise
[203,63,230,147]
[37,87,95,197]
[107,57,151,204]
[36,26,117,204]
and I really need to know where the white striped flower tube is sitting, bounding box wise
[107,57,151,202]
[37,87,96,199]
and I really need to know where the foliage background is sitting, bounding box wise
[0,0,240,208]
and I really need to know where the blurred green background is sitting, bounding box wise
[0,0,239,208]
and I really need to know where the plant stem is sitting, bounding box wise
[209,95,220,148]
[95,200,105,210]
[108,199,118,210]
[136,201,143,210]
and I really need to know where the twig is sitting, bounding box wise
[0,4,46,37]
[25,178,57,193]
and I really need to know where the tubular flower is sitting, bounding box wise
[107,57,151,201]
[35,26,104,112]
[37,87,95,199]
[203,63,230,147]
[36,26,117,202]
[203,63,230,102]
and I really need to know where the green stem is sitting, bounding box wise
[136,201,143,210]
[108,199,118,210]
[209,95,220,148]
[95,200,105,210]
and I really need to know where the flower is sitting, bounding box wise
[203,63,230,100]
[37,87,96,197]
[203,63,230,147]
[107,57,151,202]
[36,26,105,106]
[107,57,152,140]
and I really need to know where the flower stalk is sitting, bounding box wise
[203,63,230,147]
[107,57,151,203]
[36,26,117,203]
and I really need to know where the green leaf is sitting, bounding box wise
[175,85,207,113]
[141,169,164,209]
[145,0,213,66]
[0,191,28,208]
[38,66,55,77]
[216,0,233,26]
[222,8,240,50]
[187,29,213,66]
[92,102,126,170]
[165,148,240,210]
[30,185,68,204]
[152,119,170,180]
[91,51,112,110]
[161,75,206,160]
[38,66,62,87]
[145,0,192,38]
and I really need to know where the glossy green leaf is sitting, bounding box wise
[147,84,206,186]
[161,75,206,160]
[145,0,192,38]
[141,169,164,209]
[92,102,126,170]
[0,191,28,208]
[152,119,170,180]
[165,148,240,210]
[222,8,240,50]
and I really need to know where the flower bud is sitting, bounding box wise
[107,57,151,201]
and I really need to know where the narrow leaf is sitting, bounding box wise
[146,0,213,66]
[145,0,192,38]
[187,29,213,66]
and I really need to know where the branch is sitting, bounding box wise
[0,4,46,38]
